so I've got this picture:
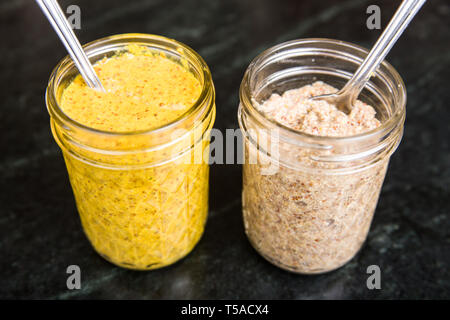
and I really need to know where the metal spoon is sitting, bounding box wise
[311,0,426,114]
[36,0,105,91]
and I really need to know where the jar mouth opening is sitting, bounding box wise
[46,33,213,137]
[240,38,407,147]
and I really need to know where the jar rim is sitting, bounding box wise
[46,33,213,137]
[239,38,407,148]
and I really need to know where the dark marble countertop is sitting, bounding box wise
[0,0,449,299]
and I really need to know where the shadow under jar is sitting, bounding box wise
[238,38,406,274]
[46,34,216,270]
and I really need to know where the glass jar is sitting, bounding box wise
[46,34,216,270]
[238,38,406,274]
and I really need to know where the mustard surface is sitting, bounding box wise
[59,45,211,270]
[61,44,201,132]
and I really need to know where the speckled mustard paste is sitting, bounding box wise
[58,45,212,270]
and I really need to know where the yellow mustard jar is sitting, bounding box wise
[45,34,216,270]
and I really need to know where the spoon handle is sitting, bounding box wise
[36,0,105,91]
[343,0,426,103]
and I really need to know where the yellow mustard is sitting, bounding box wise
[56,43,213,270]
[61,45,202,132]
